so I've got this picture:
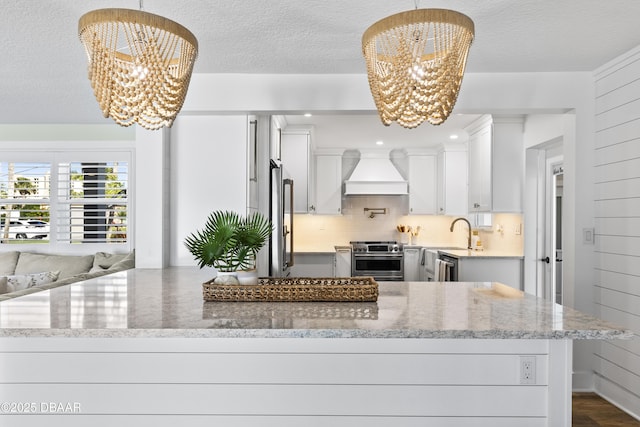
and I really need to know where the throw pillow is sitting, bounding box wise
[0,277,9,295]
[0,251,20,275]
[90,252,128,273]
[15,253,94,279]
[6,271,60,292]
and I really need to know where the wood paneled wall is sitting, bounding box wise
[594,46,640,418]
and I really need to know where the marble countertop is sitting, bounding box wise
[438,249,524,259]
[0,267,630,340]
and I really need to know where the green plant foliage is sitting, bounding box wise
[184,210,272,272]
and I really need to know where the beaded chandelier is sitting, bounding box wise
[78,8,198,130]
[362,9,474,128]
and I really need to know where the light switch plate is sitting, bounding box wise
[583,228,595,244]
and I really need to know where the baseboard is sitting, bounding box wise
[595,375,640,421]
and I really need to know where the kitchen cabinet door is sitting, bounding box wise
[458,257,524,290]
[281,132,310,213]
[466,115,524,213]
[314,154,342,215]
[467,120,492,212]
[491,117,525,213]
[334,247,352,277]
[437,148,468,216]
[290,253,334,277]
[403,247,421,281]
[408,155,437,215]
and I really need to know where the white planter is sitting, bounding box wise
[237,269,258,285]
[213,271,239,285]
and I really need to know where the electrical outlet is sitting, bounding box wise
[520,356,536,384]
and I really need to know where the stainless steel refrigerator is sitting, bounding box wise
[270,159,294,277]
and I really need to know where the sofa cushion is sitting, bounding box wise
[15,253,94,279]
[0,277,9,295]
[0,251,20,275]
[90,252,128,273]
[110,251,135,271]
[6,271,60,292]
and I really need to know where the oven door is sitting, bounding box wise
[352,254,404,281]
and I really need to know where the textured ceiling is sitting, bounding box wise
[2,0,640,127]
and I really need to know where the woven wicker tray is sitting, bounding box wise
[202,277,378,302]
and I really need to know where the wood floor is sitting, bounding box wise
[573,393,640,426]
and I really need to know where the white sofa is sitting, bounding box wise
[0,251,135,301]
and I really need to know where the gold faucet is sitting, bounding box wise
[450,217,472,249]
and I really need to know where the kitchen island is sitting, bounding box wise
[439,248,525,289]
[0,267,631,427]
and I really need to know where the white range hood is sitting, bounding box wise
[344,150,408,195]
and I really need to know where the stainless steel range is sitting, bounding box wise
[351,241,404,281]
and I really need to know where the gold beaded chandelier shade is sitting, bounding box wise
[78,8,198,130]
[362,9,474,128]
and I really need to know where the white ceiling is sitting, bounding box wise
[3,0,640,145]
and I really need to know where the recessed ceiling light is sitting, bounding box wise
[376,140,384,145]
[304,113,312,117]
[449,134,459,140]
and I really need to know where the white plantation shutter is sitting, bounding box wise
[0,151,131,251]
[0,161,51,240]
[56,161,129,244]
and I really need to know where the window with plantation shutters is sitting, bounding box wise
[56,161,129,244]
[0,152,131,250]
[0,161,51,241]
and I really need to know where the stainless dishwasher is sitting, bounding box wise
[437,253,458,281]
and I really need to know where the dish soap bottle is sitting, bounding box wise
[471,230,483,251]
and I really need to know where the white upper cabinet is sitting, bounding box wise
[492,116,525,213]
[467,116,493,212]
[437,146,468,216]
[313,149,344,215]
[466,115,524,213]
[281,131,310,213]
[407,152,437,215]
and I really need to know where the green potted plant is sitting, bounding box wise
[184,210,273,285]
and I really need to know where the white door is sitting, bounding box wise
[523,140,563,300]
[545,159,563,304]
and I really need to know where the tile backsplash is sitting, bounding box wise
[293,195,524,254]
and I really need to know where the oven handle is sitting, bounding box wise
[353,253,404,258]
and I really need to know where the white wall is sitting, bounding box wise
[592,45,640,418]
[168,115,248,266]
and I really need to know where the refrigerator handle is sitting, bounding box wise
[284,178,294,267]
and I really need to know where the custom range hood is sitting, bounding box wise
[344,150,408,195]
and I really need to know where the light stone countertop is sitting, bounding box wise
[438,249,524,259]
[0,267,631,340]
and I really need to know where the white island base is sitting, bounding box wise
[0,269,629,426]
[1,337,571,427]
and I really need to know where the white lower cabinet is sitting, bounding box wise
[290,253,334,277]
[0,337,568,426]
[334,247,352,277]
[403,247,421,281]
[458,257,524,290]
